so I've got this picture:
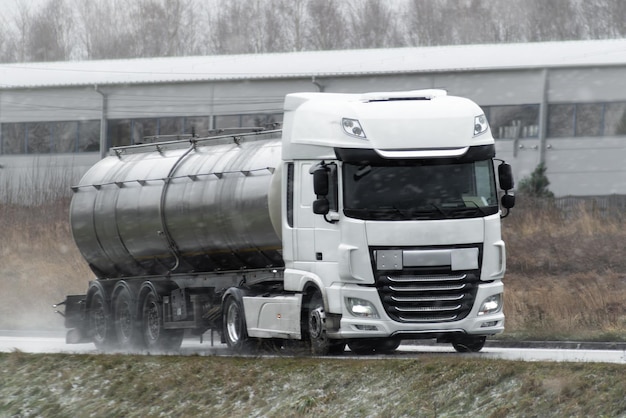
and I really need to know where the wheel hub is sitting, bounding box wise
[309,307,325,339]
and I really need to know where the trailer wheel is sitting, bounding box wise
[223,295,251,352]
[452,336,486,353]
[306,291,331,356]
[141,289,183,352]
[88,288,117,350]
[113,286,143,350]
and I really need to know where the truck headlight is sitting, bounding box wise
[474,114,489,136]
[342,118,367,139]
[346,297,379,318]
[478,294,502,316]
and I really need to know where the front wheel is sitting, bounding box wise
[141,288,183,352]
[452,336,486,353]
[306,291,332,356]
[348,339,401,355]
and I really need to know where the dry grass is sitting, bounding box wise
[0,199,92,329]
[1,193,626,340]
[502,197,626,340]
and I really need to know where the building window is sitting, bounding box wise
[108,119,132,147]
[604,103,626,136]
[575,103,604,137]
[158,117,184,138]
[78,120,101,152]
[241,113,283,129]
[27,123,52,153]
[484,105,539,139]
[184,116,210,137]
[548,102,626,138]
[548,104,575,137]
[132,118,158,144]
[0,120,100,155]
[213,113,283,131]
[1,123,26,154]
[214,115,241,129]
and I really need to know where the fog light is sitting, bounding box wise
[346,297,379,318]
[481,321,499,328]
[355,324,378,331]
[478,294,502,316]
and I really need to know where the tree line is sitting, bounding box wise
[0,0,625,63]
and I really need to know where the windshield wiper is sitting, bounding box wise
[463,200,488,216]
[428,203,448,216]
[353,164,372,181]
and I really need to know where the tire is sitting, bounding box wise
[223,294,252,353]
[305,291,331,356]
[112,286,143,351]
[328,341,347,355]
[141,288,184,352]
[452,336,486,353]
[348,339,401,355]
[88,288,117,351]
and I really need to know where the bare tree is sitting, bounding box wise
[73,0,137,59]
[346,0,406,49]
[208,0,258,54]
[306,0,348,50]
[27,0,73,61]
[2,0,626,63]
[281,0,308,51]
[130,0,197,57]
[405,0,446,46]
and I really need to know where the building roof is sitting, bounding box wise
[1,39,626,89]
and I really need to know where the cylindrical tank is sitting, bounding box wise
[70,132,283,279]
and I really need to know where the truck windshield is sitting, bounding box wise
[343,159,498,220]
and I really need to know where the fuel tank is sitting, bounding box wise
[70,131,283,278]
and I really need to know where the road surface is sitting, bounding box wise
[1,330,625,363]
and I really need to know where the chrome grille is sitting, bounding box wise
[376,271,479,323]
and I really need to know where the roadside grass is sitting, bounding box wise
[1,352,625,417]
[502,197,626,341]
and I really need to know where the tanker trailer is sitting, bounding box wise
[58,89,515,355]
[63,131,285,351]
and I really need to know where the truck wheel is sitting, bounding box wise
[141,289,183,352]
[452,336,486,353]
[223,295,251,352]
[328,341,347,355]
[113,286,143,350]
[348,339,401,355]
[306,292,330,356]
[88,288,117,350]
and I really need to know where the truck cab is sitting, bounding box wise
[238,89,515,354]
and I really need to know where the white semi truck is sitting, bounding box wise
[59,89,515,354]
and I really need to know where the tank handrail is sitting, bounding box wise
[70,166,276,192]
[109,129,282,155]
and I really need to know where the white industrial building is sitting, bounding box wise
[1,38,626,199]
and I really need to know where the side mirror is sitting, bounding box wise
[501,194,515,209]
[313,167,329,196]
[313,198,330,215]
[498,163,514,191]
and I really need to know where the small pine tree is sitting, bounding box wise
[518,162,554,198]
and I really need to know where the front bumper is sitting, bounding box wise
[326,281,504,340]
